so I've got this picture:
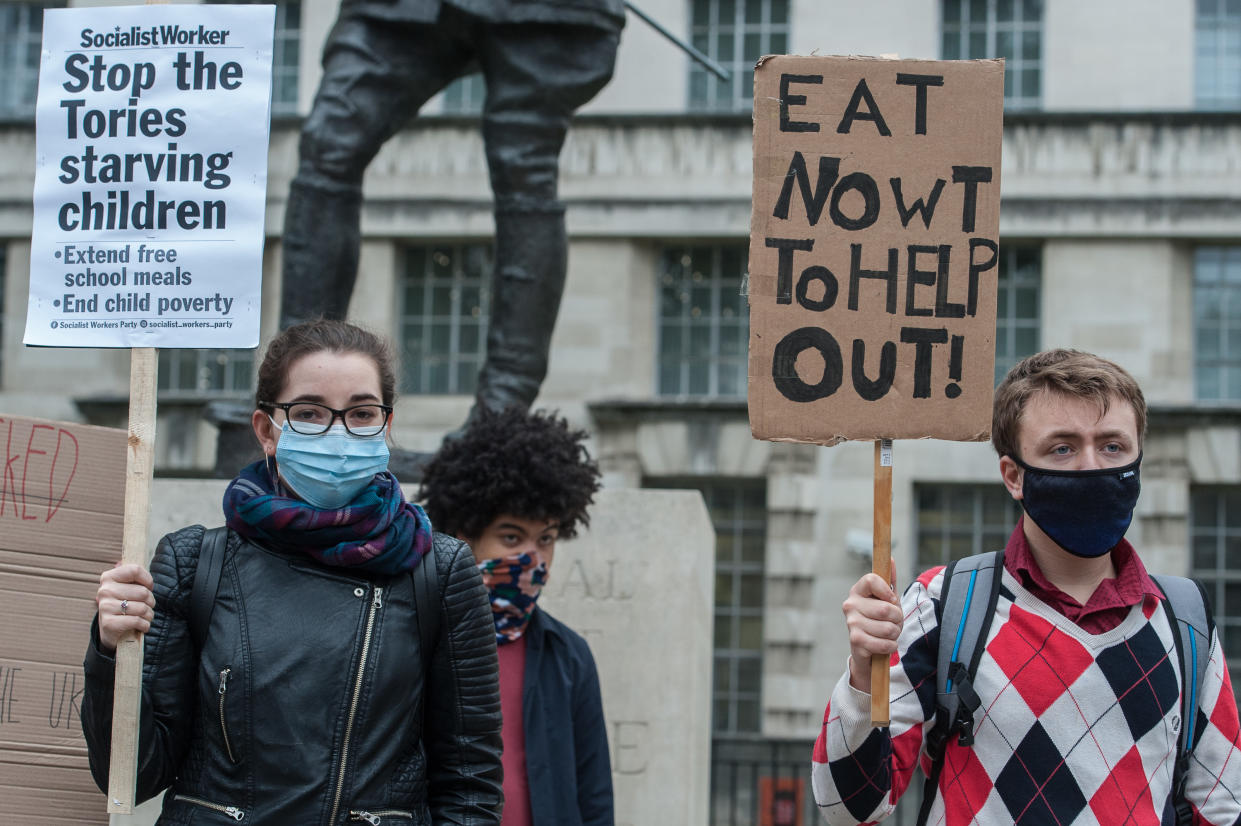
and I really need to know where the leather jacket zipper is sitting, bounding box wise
[174,793,245,820]
[350,810,414,824]
[328,586,384,826]
[218,667,237,763]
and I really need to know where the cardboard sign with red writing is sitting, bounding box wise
[748,56,1004,445]
[0,414,125,824]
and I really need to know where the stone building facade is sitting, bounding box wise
[2,0,1240,822]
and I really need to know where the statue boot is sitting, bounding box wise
[466,207,568,427]
[279,176,364,329]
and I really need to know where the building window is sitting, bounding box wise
[657,244,748,398]
[442,73,485,114]
[158,349,254,395]
[209,0,301,115]
[647,478,766,734]
[1197,0,1241,109]
[914,483,1020,570]
[689,0,789,112]
[1190,486,1241,705]
[400,243,492,395]
[994,244,1041,384]
[1194,247,1241,401]
[0,2,62,119]
[941,0,1043,109]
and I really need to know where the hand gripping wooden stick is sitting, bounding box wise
[108,347,157,814]
[871,439,893,727]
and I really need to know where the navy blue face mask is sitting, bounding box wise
[1013,454,1142,558]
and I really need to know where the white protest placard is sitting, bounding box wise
[25,4,275,348]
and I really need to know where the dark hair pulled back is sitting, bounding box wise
[255,319,396,411]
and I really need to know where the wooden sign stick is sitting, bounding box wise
[871,439,893,727]
[109,0,166,811]
[108,346,158,814]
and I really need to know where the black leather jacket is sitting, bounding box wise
[80,527,503,825]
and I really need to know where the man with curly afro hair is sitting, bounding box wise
[418,406,611,826]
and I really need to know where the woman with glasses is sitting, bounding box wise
[80,319,503,825]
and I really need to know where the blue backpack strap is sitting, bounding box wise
[917,549,1005,826]
[1152,573,1214,825]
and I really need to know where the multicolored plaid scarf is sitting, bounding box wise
[478,551,549,644]
[223,459,431,575]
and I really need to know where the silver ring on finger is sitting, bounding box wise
[120,599,129,615]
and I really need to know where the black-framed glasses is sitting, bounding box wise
[262,401,392,437]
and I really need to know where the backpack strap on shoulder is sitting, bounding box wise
[1152,573,1214,825]
[190,527,230,652]
[917,549,1005,826]
[413,546,440,665]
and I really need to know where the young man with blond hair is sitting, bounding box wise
[813,349,1241,824]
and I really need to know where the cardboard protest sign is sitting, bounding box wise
[748,56,1004,445]
[0,415,126,824]
[24,4,275,348]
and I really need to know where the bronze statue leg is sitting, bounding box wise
[281,14,475,329]
[467,24,621,422]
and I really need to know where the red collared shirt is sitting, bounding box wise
[497,635,533,826]
[1002,520,1161,633]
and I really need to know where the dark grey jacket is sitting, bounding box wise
[80,527,503,826]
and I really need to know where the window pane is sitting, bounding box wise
[0,4,48,115]
[969,31,987,57]
[1196,0,1241,106]
[739,615,763,649]
[693,0,711,26]
[714,655,733,691]
[942,31,960,60]
[735,698,760,732]
[1022,30,1041,60]
[737,657,761,693]
[1021,67,1041,98]
[740,574,764,608]
[1196,247,1241,401]
[1194,536,1218,570]
[1191,486,1241,710]
[158,348,253,396]
[916,483,1020,569]
[692,0,786,110]
[945,0,1042,106]
[208,0,300,113]
[657,243,749,398]
[400,243,492,395]
[647,477,765,733]
[996,30,1015,61]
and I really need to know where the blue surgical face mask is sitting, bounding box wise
[1014,454,1142,558]
[271,418,390,510]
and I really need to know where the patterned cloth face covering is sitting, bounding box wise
[478,551,549,644]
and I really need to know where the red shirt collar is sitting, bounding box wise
[1002,519,1161,633]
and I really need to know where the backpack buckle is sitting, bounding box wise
[956,713,975,747]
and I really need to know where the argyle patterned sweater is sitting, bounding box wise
[812,566,1241,825]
